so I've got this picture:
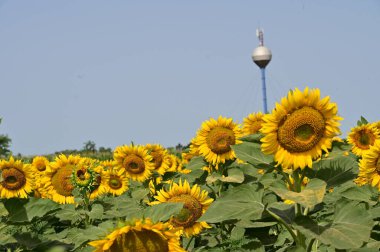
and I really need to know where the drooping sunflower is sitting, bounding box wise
[40,154,81,204]
[146,144,170,175]
[0,157,34,199]
[102,167,129,196]
[193,116,243,167]
[114,145,155,182]
[242,112,264,136]
[347,123,380,157]
[355,141,380,190]
[260,87,342,170]
[150,180,213,237]
[88,218,185,252]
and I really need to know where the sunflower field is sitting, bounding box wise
[1,87,380,252]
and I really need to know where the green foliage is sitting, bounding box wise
[1,132,380,251]
[0,117,11,157]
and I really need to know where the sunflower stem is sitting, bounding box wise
[185,236,194,251]
[267,208,299,245]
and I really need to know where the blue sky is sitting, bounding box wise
[0,0,379,155]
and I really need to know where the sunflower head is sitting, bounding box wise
[32,156,49,172]
[194,116,242,167]
[146,144,170,175]
[114,145,155,182]
[242,112,264,136]
[88,218,185,252]
[355,141,380,190]
[260,87,342,170]
[40,154,82,204]
[71,160,96,189]
[151,180,213,237]
[347,123,380,157]
[102,167,129,196]
[0,157,34,199]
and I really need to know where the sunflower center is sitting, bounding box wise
[278,107,325,153]
[206,127,236,154]
[36,163,47,172]
[109,175,122,189]
[151,152,163,170]
[76,169,86,180]
[168,194,203,228]
[1,168,26,190]
[109,229,169,252]
[51,166,74,196]
[355,130,376,150]
[123,155,145,174]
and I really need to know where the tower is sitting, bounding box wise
[252,29,272,114]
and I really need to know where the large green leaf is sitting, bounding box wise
[270,178,326,209]
[232,142,273,168]
[312,143,358,188]
[293,200,374,249]
[199,184,264,223]
[4,198,60,223]
[143,202,184,222]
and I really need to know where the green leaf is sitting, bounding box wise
[88,204,104,221]
[313,150,358,188]
[230,226,245,241]
[221,168,244,183]
[239,133,263,143]
[293,200,374,249]
[339,184,378,204]
[206,168,244,184]
[232,142,273,168]
[357,116,369,126]
[102,194,143,219]
[144,202,184,222]
[4,198,60,223]
[131,188,150,201]
[199,184,264,223]
[270,178,326,209]
[235,220,277,228]
[56,204,83,224]
[186,156,207,170]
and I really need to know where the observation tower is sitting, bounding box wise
[252,29,272,114]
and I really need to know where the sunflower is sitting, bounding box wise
[355,141,380,190]
[71,159,96,189]
[260,87,342,170]
[165,154,179,173]
[146,144,170,175]
[102,167,129,196]
[40,154,81,204]
[114,145,155,182]
[151,180,213,237]
[88,218,185,252]
[89,164,107,200]
[32,156,49,172]
[31,156,50,198]
[347,123,380,157]
[101,160,115,171]
[0,157,34,199]
[193,116,243,168]
[242,112,264,136]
